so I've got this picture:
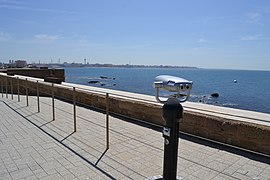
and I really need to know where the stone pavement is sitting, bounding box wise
[0,94,270,180]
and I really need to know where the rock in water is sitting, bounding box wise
[89,80,99,84]
[211,93,219,98]
[100,76,108,79]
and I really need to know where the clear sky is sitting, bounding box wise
[0,0,270,70]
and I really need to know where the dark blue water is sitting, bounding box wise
[65,67,270,114]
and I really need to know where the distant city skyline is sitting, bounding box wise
[1,0,270,70]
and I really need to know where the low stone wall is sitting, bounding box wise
[1,74,270,156]
[181,112,270,156]
[0,68,65,82]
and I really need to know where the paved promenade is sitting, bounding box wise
[0,94,270,180]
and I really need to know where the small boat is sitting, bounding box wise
[234,80,237,83]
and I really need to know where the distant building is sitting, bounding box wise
[15,60,27,68]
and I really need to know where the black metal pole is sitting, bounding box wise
[162,101,183,180]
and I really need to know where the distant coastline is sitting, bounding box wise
[1,60,197,69]
[33,62,198,69]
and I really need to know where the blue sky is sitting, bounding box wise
[0,0,270,70]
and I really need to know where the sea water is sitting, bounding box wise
[65,67,270,114]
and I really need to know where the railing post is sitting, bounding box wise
[17,77,20,102]
[1,77,3,98]
[106,93,110,149]
[52,83,55,121]
[26,78,29,106]
[6,76,8,98]
[37,81,40,112]
[73,87,77,132]
[11,78,13,100]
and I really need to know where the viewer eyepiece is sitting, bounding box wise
[153,75,193,103]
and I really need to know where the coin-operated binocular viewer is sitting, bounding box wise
[153,75,193,180]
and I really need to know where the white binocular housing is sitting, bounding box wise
[154,75,193,103]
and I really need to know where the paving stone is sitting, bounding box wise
[25,175,38,180]
[10,167,34,180]
[0,173,13,180]
[6,163,19,173]
[222,164,242,175]
[191,167,219,179]
[0,168,8,176]
[231,172,253,180]
[35,171,48,179]
[39,173,64,180]
[211,173,236,180]
[206,160,230,172]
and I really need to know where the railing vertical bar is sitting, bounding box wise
[17,77,20,102]
[6,76,8,98]
[26,78,29,106]
[73,87,77,132]
[11,78,13,100]
[52,83,55,121]
[106,93,110,149]
[1,77,3,98]
[37,81,40,112]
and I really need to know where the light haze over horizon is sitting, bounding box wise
[0,0,270,70]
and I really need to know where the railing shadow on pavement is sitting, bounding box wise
[1,100,117,180]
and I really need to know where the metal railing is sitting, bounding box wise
[4,73,269,152]
[0,74,116,149]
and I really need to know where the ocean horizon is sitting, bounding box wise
[64,67,270,114]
